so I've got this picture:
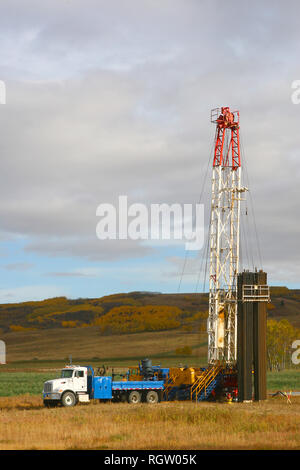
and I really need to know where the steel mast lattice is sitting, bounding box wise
[207,107,247,365]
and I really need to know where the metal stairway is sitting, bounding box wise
[190,363,223,401]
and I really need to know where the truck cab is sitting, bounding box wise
[43,365,90,407]
[62,366,87,390]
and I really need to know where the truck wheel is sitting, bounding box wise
[61,391,76,407]
[127,390,141,404]
[146,390,159,404]
[120,393,127,403]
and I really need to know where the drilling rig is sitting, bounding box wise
[128,107,269,403]
[207,107,269,402]
[207,107,247,366]
[160,107,269,402]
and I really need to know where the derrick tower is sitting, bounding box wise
[208,107,247,365]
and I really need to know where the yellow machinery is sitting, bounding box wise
[127,365,161,382]
[127,366,143,381]
[164,363,224,401]
[126,360,230,402]
[164,366,205,399]
[168,367,203,386]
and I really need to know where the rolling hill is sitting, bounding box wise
[0,287,299,335]
[0,287,299,363]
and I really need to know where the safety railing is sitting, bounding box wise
[242,285,270,302]
[190,362,222,401]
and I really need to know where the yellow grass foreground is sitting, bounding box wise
[0,395,299,450]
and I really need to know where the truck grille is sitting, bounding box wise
[44,382,52,393]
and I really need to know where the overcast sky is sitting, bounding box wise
[0,0,299,302]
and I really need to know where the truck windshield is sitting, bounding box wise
[61,370,74,378]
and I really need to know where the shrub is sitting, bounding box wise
[9,325,36,332]
[61,321,78,328]
[175,346,192,356]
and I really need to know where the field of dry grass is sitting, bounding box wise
[0,395,299,450]
[1,299,299,451]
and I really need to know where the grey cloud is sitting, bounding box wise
[25,236,153,261]
[45,271,92,278]
[3,262,34,271]
[0,0,299,279]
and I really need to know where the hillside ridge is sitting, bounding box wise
[0,286,299,335]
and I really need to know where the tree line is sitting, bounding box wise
[267,319,300,371]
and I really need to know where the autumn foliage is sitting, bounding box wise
[0,293,208,334]
[267,319,300,371]
[97,305,182,334]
